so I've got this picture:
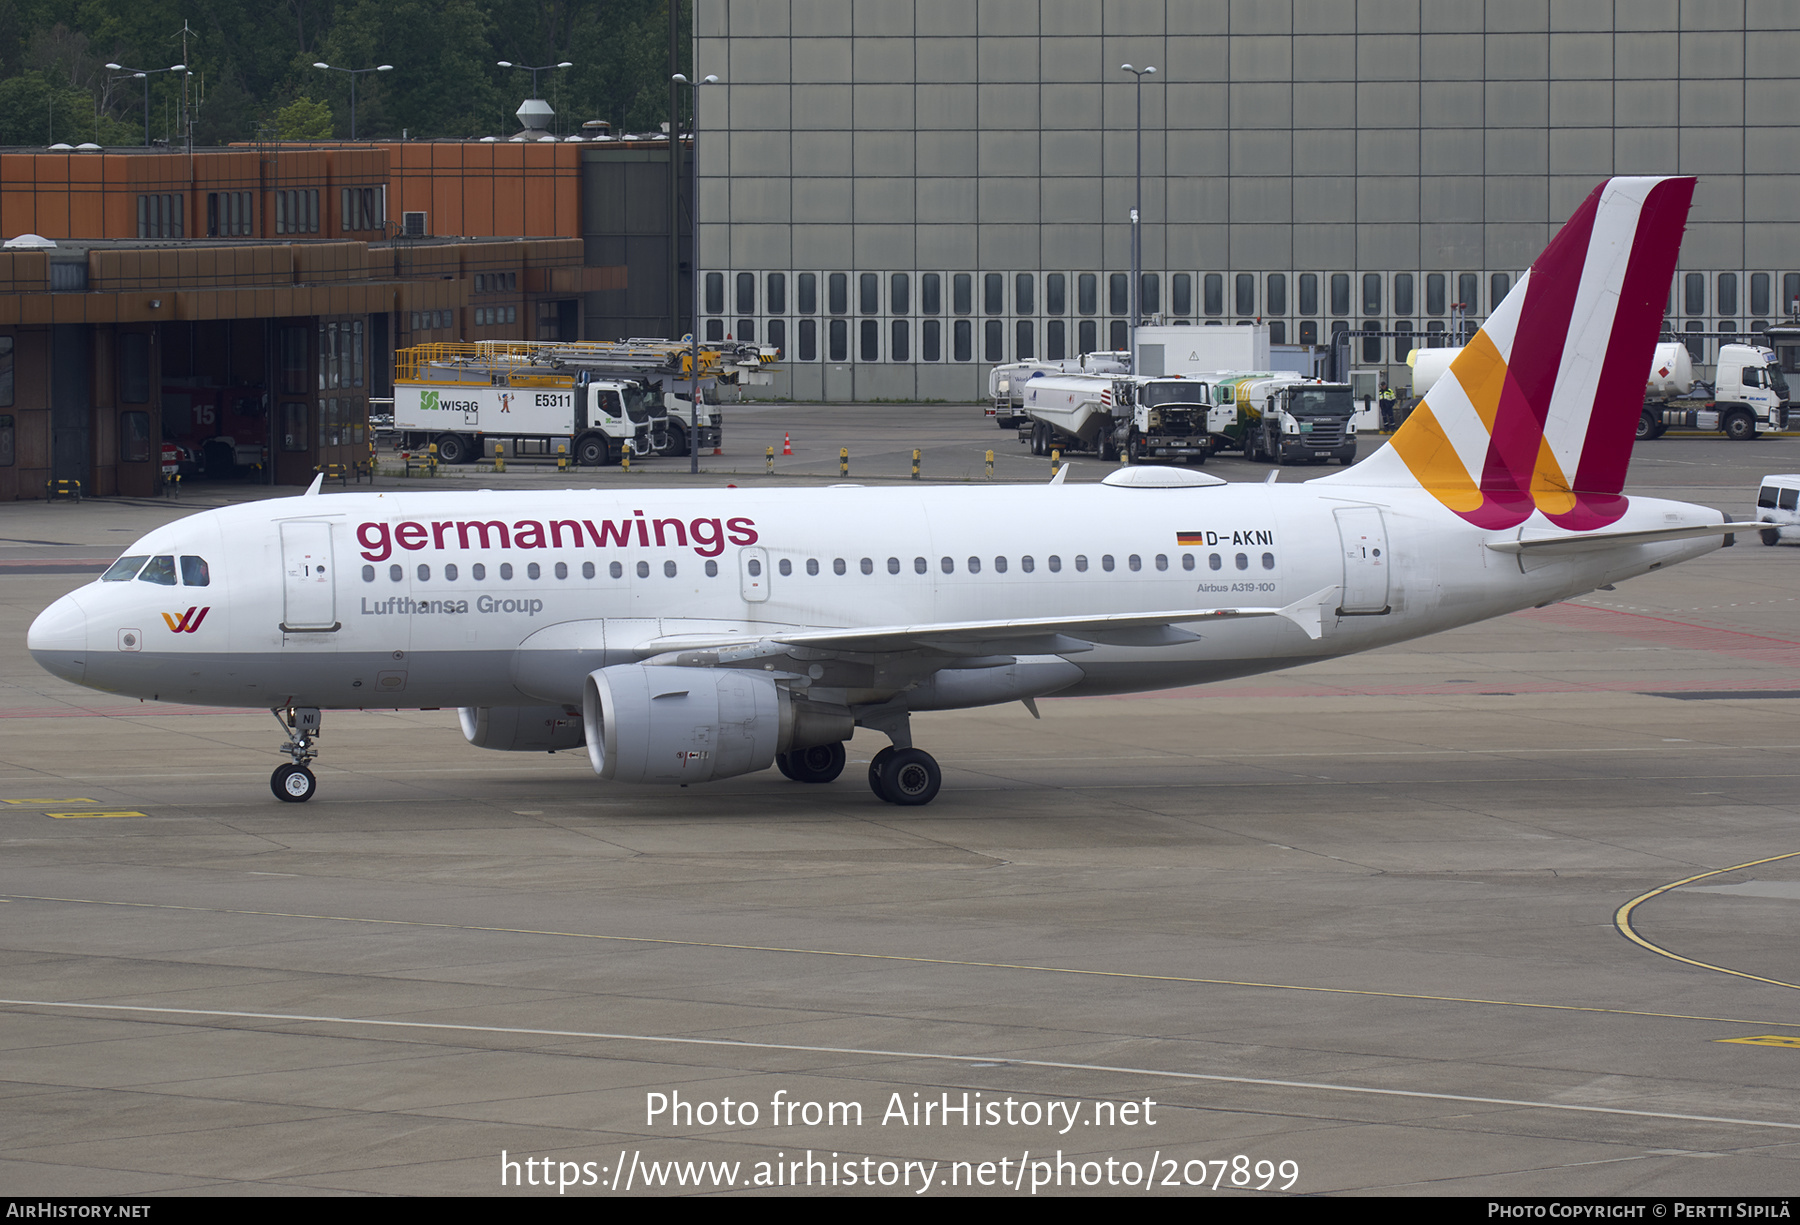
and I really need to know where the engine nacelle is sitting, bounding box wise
[458,705,586,752]
[582,664,852,785]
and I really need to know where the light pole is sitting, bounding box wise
[311,62,393,140]
[104,62,186,146]
[1120,63,1156,375]
[672,72,719,475]
[498,61,573,135]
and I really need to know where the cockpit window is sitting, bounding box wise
[102,555,149,582]
[137,555,177,585]
[180,556,211,586]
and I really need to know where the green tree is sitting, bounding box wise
[274,93,331,139]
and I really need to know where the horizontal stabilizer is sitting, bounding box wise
[1486,521,1748,556]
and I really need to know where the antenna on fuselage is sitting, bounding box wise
[304,474,324,496]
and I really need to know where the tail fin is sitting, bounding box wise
[1330,176,1695,530]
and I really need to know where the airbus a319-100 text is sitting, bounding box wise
[29,177,1749,806]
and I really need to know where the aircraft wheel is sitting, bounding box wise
[774,751,797,779]
[272,763,316,803]
[787,742,846,784]
[878,748,941,807]
[1762,528,1781,547]
[867,746,897,799]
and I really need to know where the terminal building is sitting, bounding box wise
[692,0,1800,401]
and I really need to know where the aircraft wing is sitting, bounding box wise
[638,586,1340,663]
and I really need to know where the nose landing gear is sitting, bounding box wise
[271,706,321,803]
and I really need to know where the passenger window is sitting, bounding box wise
[417,565,431,581]
[1182,554,1194,570]
[860,557,873,574]
[914,556,927,574]
[967,557,981,574]
[473,563,488,580]
[137,555,177,585]
[1101,555,1114,571]
[888,557,900,574]
[1235,553,1249,570]
[500,563,514,580]
[1262,553,1275,570]
[608,562,622,579]
[389,564,403,581]
[994,556,1007,573]
[362,565,375,582]
[705,560,718,577]
[664,561,677,577]
[748,558,762,576]
[1021,555,1035,572]
[581,562,595,579]
[527,563,540,579]
[555,562,568,579]
[636,561,650,578]
[179,556,211,586]
[835,558,847,575]
[446,564,460,580]
[1155,555,1168,571]
[1075,555,1088,572]
[941,557,954,574]
[1049,555,1062,572]
[1782,489,1799,511]
[779,558,793,576]
[806,558,819,576]
[1209,553,1222,570]
[1128,555,1141,571]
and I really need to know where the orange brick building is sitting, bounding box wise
[0,141,621,499]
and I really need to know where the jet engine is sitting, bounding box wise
[582,664,853,784]
[458,705,586,752]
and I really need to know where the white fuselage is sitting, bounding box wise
[28,479,1724,714]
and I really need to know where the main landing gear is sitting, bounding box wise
[271,706,321,802]
[865,746,942,806]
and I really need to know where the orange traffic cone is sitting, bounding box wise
[782,432,792,456]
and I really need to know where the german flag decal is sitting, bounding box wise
[1175,532,1207,546]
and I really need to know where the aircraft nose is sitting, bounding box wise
[28,591,88,685]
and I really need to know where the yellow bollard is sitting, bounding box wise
[493,441,505,473]
[557,443,568,471]
[766,444,775,474]
[911,448,920,480]
[1050,447,1061,476]
[839,446,849,477]
[621,441,632,472]
[985,448,994,479]
[427,442,438,477]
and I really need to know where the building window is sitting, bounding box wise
[1269,321,1286,343]
[120,411,150,462]
[985,318,1003,361]
[706,318,724,341]
[1299,320,1317,344]
[1751,272,1770,317]
[736,319,755,342]
[1078,273,1097,315]
[1078,320,1097,353]
[1234,274,1254,316]
[953,273,972,315]
[1718,273,1738,316]
[891,319,909,361]
[1266,273,1285,316]
[1394,273,1414,315]
[1426,273,1445,316]
[953,318,972,361]
[1331,274,1350,316]
[705,272,724,315]
[1362,273,1382,315]
[797,272,817,314]
[1046,320,1065,360]
[1015,320,1033,361]
[891,272,909,314]
[829,318,848,361]
[1171,273,1192,316]
[829,272,848,315]
[1141,273,1159,315]
[768,319,786,357]
[1458,273,1479,314]
[985,273,1004,315]
[1490,273,1511,310]
[737,272,755,314]
[921,319,940,361]
[1015,273,1033,314]
[1299,273,1318,316]
[860,272,879,314]
[1394,321,1414,361]
[798,318,817,361]
[1362,321,1381,363]
[1204,273,1223,316]
[921,273,941,314]
[1110,320,1127,350]
[1110,273,1129,315]
[766,272,785,313]
[1047,273,1066,315]
[860,318,879,360]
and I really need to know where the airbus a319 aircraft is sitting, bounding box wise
[29,177,1751,807]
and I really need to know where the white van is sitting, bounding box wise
[1753,474,1800,544]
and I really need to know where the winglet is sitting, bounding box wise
[304,473,324,497]
[1049,463,1072,486]
[1278,585,1340,640]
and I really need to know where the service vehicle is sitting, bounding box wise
[393,343,668,466]
[1753,473,1800,544]
[1018,372,1210,462]
[1208,374,1359,464]
[988,352,1129,428]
